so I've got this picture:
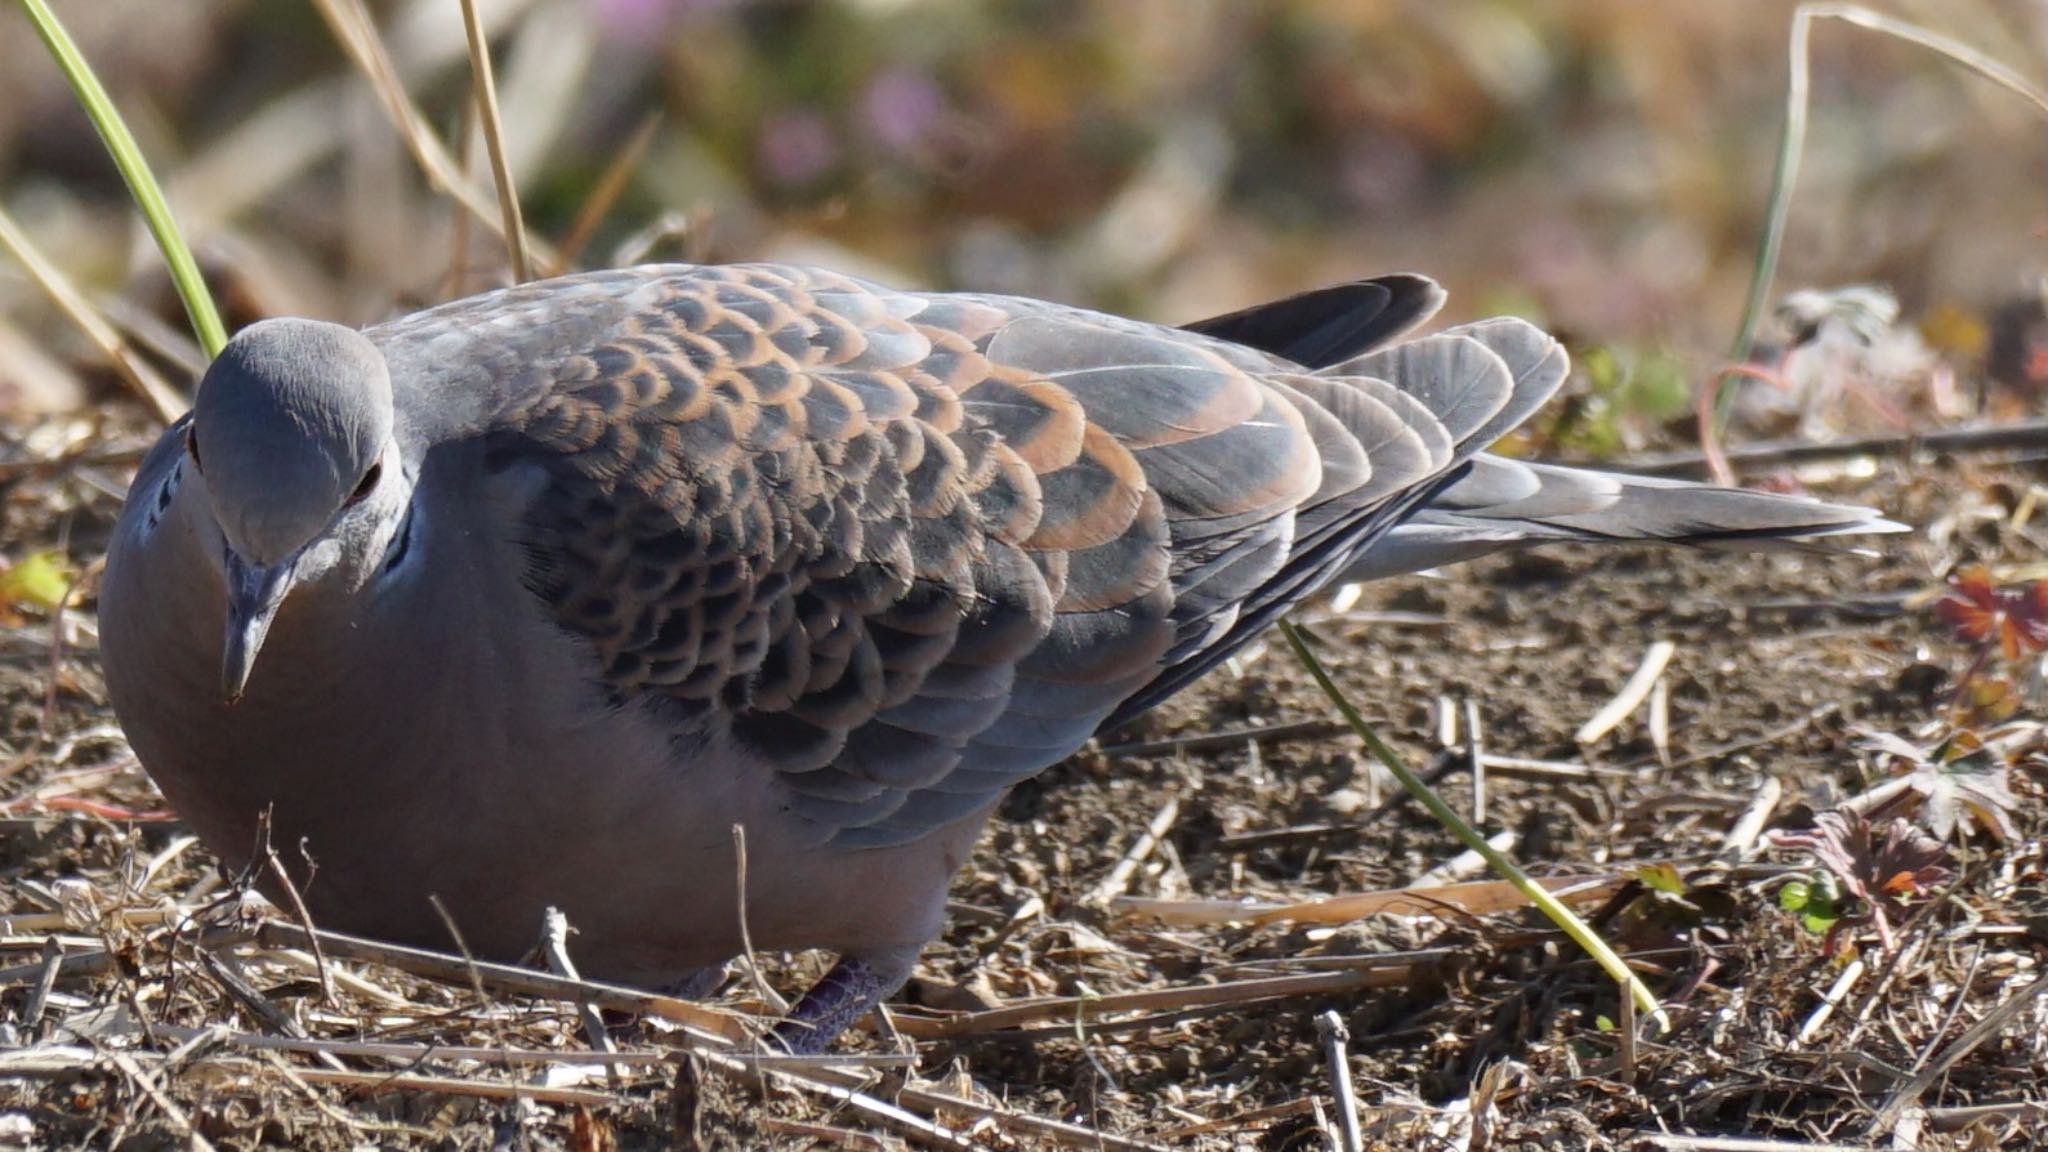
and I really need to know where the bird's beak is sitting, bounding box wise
[221,550,297,703]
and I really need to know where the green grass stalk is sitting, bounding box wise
[19,0,226,357]
[1279,620,1671,1035]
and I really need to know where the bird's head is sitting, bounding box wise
[187,318,410,702]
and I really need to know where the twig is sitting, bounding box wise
[1925,1101,2048,1132]
[1617,976,1637,1085]
[199,949,304,1042]
[426,894,490,1010]
[150,1023,677,1068]
[0,938,146,985]
[1620,418,2048,478]
[1464,698,1485,823]
[0,447,149,485]
[289,1065,619,1106]
[308,0,556,269]
[698,1051,979,1152]
[1111,722,1630,782]
[1281,619,1669,1033]
[1115,873,1629,928]
[1479,754,1629,780]
[1653,704,1839,771]
[1696,364,1785,486]
[93,292,206,377]
[1086,795,1179,906]
[974,893,1043,960]
[1576,640,1676,746]
[252,1050,388,1141]
[1100,718,1342,759]
[899,969,1402,1039]
[1910,943,1986,1075]
[1412,830,1517,888]
[457,0,530,281]
[795,1062,1169,1152]
[731,823,786,1017]
[102,1048,219,1152]
[1648,676,1670,766]
[0,1045,97,1075]
[1628,1137,1874,1152]
[1869,969,2048,1135]
[1731,3,2048,367]
[261,836,332,1006]
[1795,957,1863,1047]
[1719,776,1783,858]
[21,936,62,1031]
[39,560,92,736]
[1216,748,1460,850]
[758,1119,891,1151]
[540,907,616,1077]
[1315,1011,1362,1152]
[248,920,750,1041]
[1156,1097,1317,1139]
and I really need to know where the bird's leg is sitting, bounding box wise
[770,947,917,1054]
[662,966,729,1000]
[605,966,730,1038]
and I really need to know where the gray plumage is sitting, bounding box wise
[98,264,1899,1050]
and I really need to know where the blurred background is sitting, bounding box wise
[3,0,2047,450]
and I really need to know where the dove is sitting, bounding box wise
[99,264,1897,1050]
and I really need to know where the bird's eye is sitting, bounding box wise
[185,429,202,471]
[345,462,382,507]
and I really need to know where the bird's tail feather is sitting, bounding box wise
[1339,454,1905,582]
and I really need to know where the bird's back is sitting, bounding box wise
[356,263,1583,851]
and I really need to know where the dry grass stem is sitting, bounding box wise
[539,906,616,1071]
[899,968,1413,1038]
[6,7,2039,1144]
[102,1050,216,1151]
[1315,1010,1364,1152]
[1630,1136,1876,1152]
[0,203,184,422]
[457,0,531,281]
[1576,639,1677,745]
[1464,697,1486,820]
[1412,829,1517,887]
[246,920,750,1040]
[557,111,662,267]
[261,841,333,1006]
[308,0,556,269]
[1085,794,1180,906]
[1869,969,2048,1135]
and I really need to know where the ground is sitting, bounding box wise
[3,425,2044,1150]
[8,2,2048,1147]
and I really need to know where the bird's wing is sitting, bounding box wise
[368,263,1542,847]
[1181,274,1446,368]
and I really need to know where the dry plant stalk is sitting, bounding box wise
[458,0,531,281]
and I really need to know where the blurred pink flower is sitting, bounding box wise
[586,0,740,42]
[758,108,840,188]
[861,67,947,158]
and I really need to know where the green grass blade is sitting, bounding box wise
[1278,620,1671,1035]
[19,0,227,358]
